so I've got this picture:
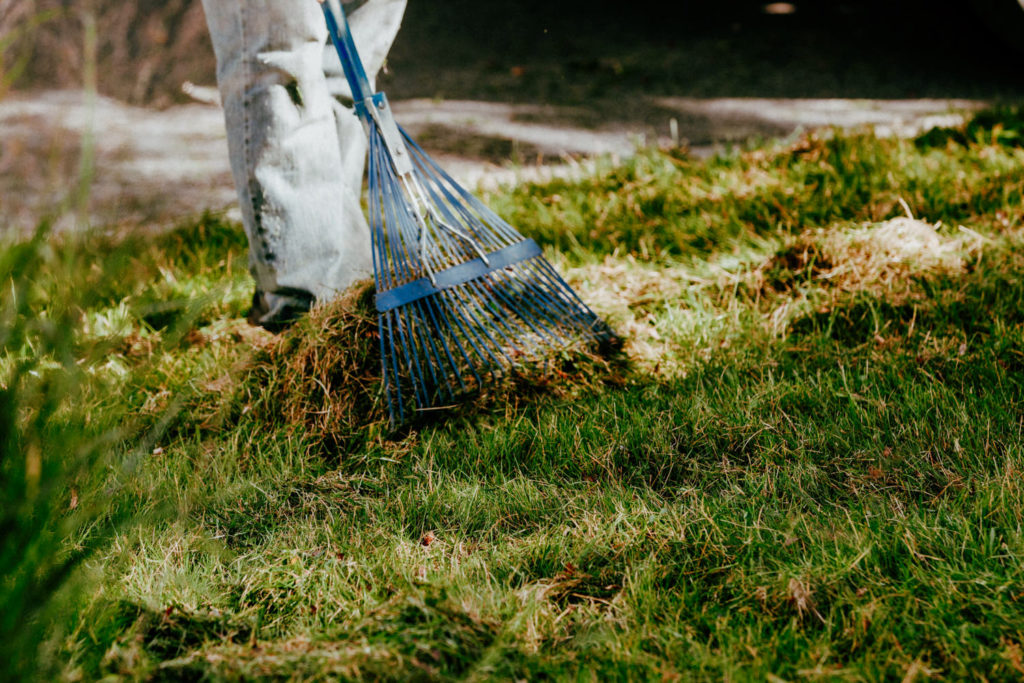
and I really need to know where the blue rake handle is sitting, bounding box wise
[321,0,417,176]
[320,0,373,115]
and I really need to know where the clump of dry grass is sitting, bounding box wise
[759,208,976,300]
[234,280,626,449]
[567,204,987,375]
[570,258,698,375]
[750,206,991,340]
[239,281,386,450]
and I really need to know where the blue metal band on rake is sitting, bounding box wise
[321,0,617,425]
[375,239,543,312]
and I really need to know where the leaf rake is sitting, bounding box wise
[321,0,617,425]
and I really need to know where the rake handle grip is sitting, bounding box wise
[320,0,373,107]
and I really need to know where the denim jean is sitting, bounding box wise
[202,0,406,325]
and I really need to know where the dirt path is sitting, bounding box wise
[0,90,982,234]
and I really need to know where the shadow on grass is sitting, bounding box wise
[111,588,499,680]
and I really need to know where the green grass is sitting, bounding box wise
[6,108,1024,680]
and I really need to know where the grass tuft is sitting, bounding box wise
[243,281,387,452]
[916,104,1024,150]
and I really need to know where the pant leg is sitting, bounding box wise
[202,0,372,322]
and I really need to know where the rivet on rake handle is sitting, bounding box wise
[321,0,618,426]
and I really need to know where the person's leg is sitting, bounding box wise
[203,0,372,329]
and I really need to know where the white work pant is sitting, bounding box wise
[202,0,406,325]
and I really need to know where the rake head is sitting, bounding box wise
[367,123,617,424]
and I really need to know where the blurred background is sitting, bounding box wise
[1,0,1022,231]
[5,0,1024,105]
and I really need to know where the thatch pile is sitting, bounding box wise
[233,281,623,450]
[760,211,971,298]
[236,281,385,450]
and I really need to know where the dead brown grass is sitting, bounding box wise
[230,280,626,448]
[759,215,972,298]
[241,281,386,450]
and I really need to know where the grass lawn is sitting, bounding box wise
[4,108,1024,680]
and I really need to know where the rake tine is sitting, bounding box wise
[367,136,403,422]
[403,132,521,243]
[459,279,528,353]
[486,271,571,346]
[406,144,507,251]
[442,293,514,381]
[426,292,482,392]
[381,311,403,423]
